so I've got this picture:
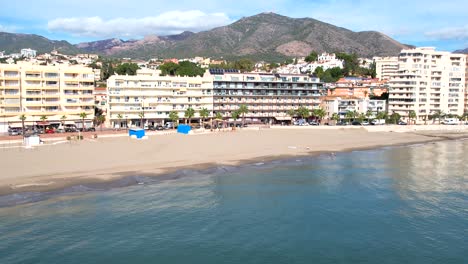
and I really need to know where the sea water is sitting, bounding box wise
[0,140,467,263]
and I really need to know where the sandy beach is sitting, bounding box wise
[1,126,467,196]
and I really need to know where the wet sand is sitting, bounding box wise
[1,127,467,196]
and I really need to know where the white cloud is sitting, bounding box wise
[47,10,232,38]
[0,24,18,33]
[425,25,468,40]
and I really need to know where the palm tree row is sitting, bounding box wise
[287,107,327,123]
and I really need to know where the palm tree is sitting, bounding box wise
[331,113,339,125]
[365,110,373,123]
[431,110,442,124]
[79,112,87,131]
[376,111,387,121]
[19,114,26,138]
[97,115,106,131]
[408,110,417,125]
[169,111,179,129]
[184,107,195,125]
[296,106,310,120]
[116,114,123,130]
[313,108,326,124]
[215,112,223,130]
[237,105,249,128]
[40,115,48,132]
[345,110,355,122]
[60,115,67,127]
[287,109,297,125]
[138,112,145,128]
[363,90,369,98]
[357,113,366,123]
[231,110,240,128]
[199,108,209,128]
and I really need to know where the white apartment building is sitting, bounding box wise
[388,47,466,123]
[373,56,399,80]
[20,48,37,58]
[322,96,386,120]
[106,69,214,128]
[300,53,344,73]
[0,63,95,132]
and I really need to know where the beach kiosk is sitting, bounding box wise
[129,128,145,139]
[177,124,191,134]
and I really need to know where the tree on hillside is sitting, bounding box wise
[233,59,254,72]
[159,62,179,76]
[336,52,359,76]
[177,61,205,77]
[159,61,204,77]
[305,51,318,63]
[115,63,139,75]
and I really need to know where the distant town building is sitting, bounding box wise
[20,48,37,58]
[0,63,95,132]
[328,78,388,98]
[300,53,344,73]
[322,96,386,120]
[388,47,466,123]
[373,56,399,80]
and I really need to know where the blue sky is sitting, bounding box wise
[1,0,467,51]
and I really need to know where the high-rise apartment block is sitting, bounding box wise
[388,47,466,122]
[0,63,95,132]
[373,56,399,80]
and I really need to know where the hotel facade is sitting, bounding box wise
[388,47,466,123]
[211,71,325,123]
[0,63,95,132]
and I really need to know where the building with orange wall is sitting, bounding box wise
[327,78,388,99]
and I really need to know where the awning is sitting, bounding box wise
[64,121,75,125]
[9,123,23,128]
[275,117,292,121]
[36,121,50,125]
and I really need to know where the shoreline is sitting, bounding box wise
[1,128,468,203]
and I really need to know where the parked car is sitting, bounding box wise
[8,128,22,136]
[442,118,459,125]
[78,127,96,132]
[336,121,348,126]
[371,119,386,125]
[351,121,362,126]
[398,121,407,125]
[64,125,78,132]
[309,121,319,126]
[362,121,369,126]
[45,127,55,134]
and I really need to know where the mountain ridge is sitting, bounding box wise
[1,13,411,61]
